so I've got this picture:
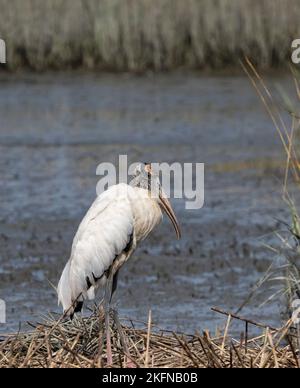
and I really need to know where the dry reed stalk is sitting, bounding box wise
[145,310,151,368]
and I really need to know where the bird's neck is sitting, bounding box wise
[131,187,162,241]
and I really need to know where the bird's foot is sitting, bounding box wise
[125,359,136,368]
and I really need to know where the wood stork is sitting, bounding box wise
[57,162,181,363]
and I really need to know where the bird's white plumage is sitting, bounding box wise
[57,183,162,313]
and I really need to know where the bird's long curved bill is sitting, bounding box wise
[159,193,181,239]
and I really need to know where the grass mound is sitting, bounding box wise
[0,308,298,368]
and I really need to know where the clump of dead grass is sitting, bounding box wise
[0,308,299,368]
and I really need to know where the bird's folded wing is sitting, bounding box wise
[57,184,135,310]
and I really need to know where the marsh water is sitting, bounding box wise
[0,72,296,335]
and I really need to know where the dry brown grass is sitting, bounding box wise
[0,308,299,368]
[1,0,300,71]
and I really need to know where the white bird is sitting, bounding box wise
[57,162,181,363]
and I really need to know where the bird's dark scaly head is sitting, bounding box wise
[132,162,181,239]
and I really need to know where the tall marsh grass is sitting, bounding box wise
[1,0,300,71]
[241,59,300,351]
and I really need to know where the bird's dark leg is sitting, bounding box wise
[112,309,135,368]
[110,270,135,367]
[104,267,133,367]
[104,272,114,366]
[110,270,119,304]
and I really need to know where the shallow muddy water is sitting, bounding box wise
[0,72,297,335]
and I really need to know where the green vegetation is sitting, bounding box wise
[1,0,300,71]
